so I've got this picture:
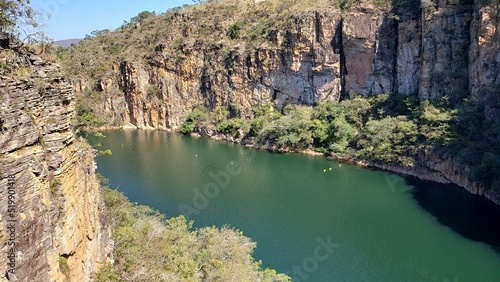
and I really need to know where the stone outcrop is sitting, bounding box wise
[342,9,397,96]
[75,11,346,129]
[0,36,111,281]
[419,0,472,101]
[469,0,500,96]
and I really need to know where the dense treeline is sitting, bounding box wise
[180,93,500,191]
[93,179,290,281]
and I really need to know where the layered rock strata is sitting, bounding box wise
[0,36,111,281]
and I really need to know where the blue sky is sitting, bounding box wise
[30,0,192,40]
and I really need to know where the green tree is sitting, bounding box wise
[130,11,155,24]
[327,115,358,153]
[258,105,313,150]
[211,105,229,123]
[227,21,243,39]
[310,100,357,153]
[357,117,418,166]
[0,0,31,31]
[181,107,209,134]
[416,100,456,144]
[340,96,372,129]
[216,118,248,137]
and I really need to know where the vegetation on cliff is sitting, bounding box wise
[94,182,289,282]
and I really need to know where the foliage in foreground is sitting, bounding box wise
[92,186,290,282]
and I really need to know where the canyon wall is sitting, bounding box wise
[0,37,111,281]
[81,1,499,129]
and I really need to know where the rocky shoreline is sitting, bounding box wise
[97,125,500,206]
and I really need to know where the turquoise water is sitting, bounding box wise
[87,130,500,281]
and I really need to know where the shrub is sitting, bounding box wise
[356,117,418,166]
[59,256,70,277]
[216,118,248,137]
[421,0,437,13]
[227,21,244,40]
[211,105,229,123]
[416,100,456,144]
[74,90,108,128]
[98,149,113,156]
[50,179,61,195]
[74,106,105,127]
[181,107,209,134]
[146,84,159,99]
[311,100,357,152]
[249,116,268,137]
[327,115,358,153]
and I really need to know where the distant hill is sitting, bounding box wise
[55,38,82,48]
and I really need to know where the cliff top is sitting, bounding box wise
[56,0,399,81]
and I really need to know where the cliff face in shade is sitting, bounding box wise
[0,36,111,281]
[342,9,397,96]
[371,147,500,205]
[418,1,471,101]
[469,0,500,96]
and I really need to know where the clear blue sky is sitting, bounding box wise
[30,0,192,40]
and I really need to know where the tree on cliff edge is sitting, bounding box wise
[0,0,33,32]
[1,0,52,53]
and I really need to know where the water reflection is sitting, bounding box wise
[408,177,500,253]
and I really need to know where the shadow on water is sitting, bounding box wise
[405,177,500,254]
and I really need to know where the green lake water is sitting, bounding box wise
[87,130,500,282]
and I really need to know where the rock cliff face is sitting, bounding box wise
[0,36,111,281]
[81,1,499,129]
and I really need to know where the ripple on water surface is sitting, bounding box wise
[88,130,500,282]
